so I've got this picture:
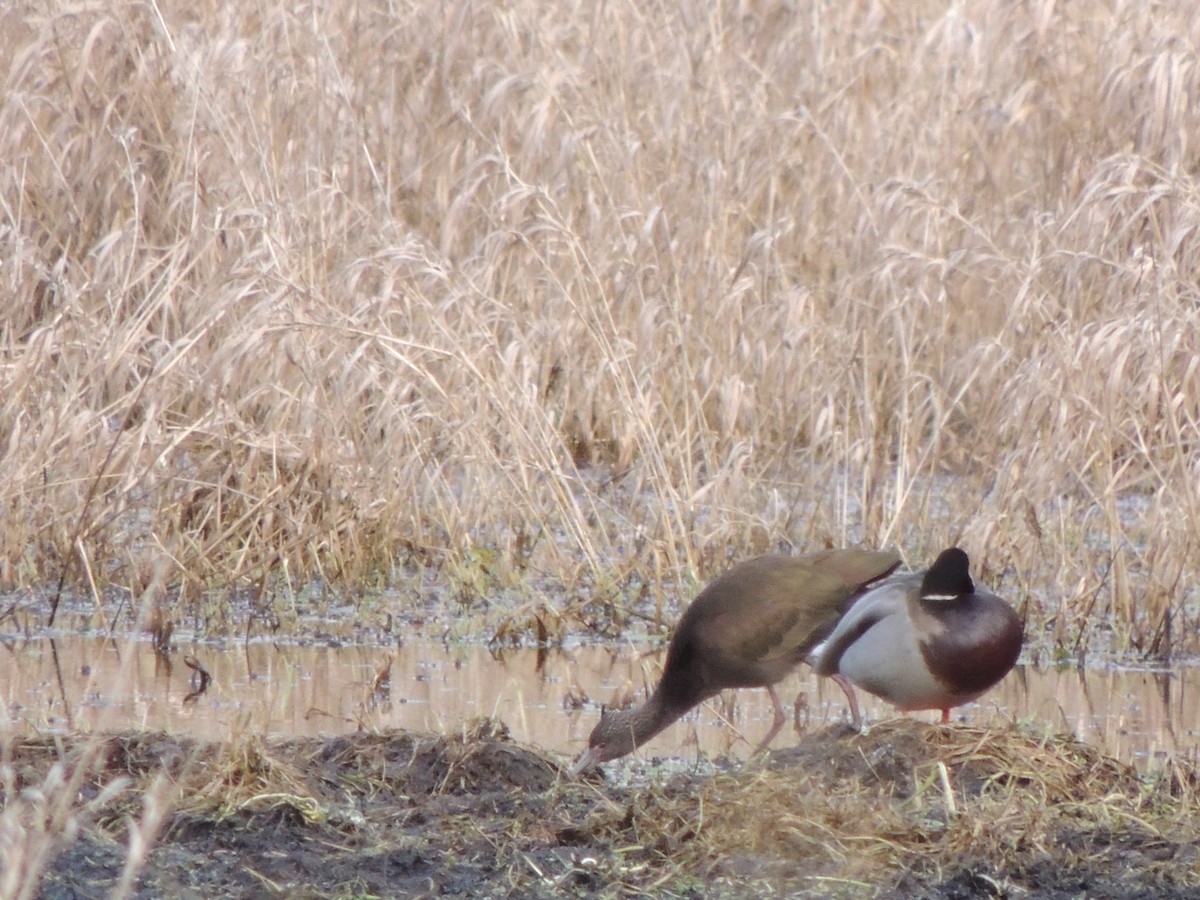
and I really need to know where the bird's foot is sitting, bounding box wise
[829,718,866,738]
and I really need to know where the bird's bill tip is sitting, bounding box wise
[566,746,602,777]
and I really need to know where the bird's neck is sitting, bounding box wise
[610,691,691,752]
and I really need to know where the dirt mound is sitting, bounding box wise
[3,719,1198,898]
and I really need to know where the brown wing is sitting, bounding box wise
[681,550,900,674]
[801,548,903,592]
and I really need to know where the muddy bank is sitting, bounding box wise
[3,720,1199,898]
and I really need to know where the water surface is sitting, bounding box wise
[3,634,1197,771]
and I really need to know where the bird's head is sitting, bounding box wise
[567,706,638,776]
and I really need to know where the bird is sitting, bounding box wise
[812,547,1022,724]
[568,548,902,774]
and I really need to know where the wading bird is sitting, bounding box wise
[569,548,901,774]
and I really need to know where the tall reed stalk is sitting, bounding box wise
[1,0,1197,655]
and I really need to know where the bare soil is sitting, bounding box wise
[5,719,1199,898]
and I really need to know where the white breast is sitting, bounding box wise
[814,581,973,712]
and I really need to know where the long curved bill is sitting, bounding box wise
[567,745,602,777]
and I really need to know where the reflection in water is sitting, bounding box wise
[0,635,1196,771]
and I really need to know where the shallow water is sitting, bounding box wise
[2,633,1196,771]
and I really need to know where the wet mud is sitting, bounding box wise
[6,719,1199,898]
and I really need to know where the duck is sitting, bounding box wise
[568,547,901,774]
[812,547,1022,723]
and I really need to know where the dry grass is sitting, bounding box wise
[1,0,1199,653]
[2,720,1198,897]
[576,719,1200,896]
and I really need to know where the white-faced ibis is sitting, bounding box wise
[813,547,1023,724]
[569,548,901,774]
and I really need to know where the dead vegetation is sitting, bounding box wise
[2,0,1200,655]
[1,719,1197,898]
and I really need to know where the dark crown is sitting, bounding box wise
[920,547,974,599]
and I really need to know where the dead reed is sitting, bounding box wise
[3,721,1197,896]
[1,0,1198,654]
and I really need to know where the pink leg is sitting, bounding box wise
[832,674,862,730]
[940,707,951,724]
[755,684,788,752]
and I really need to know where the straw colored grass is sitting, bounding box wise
[1,0,1199,653]
[3,721,1197,897]
[576,720,1200,896]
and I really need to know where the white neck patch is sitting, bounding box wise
[921,592,962,602]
